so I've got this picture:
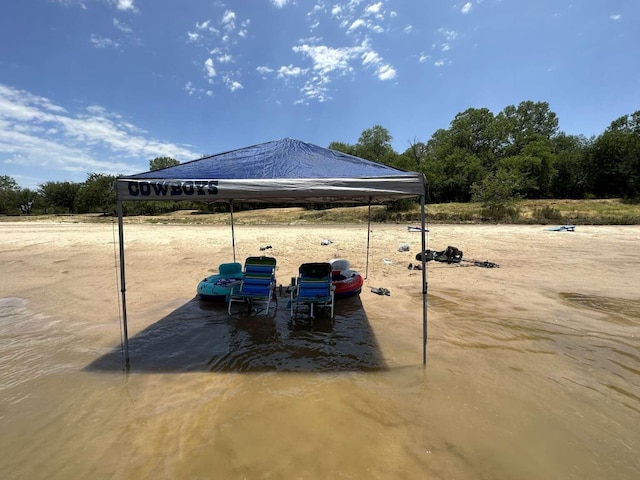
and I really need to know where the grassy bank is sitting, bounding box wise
[2,199,639,225]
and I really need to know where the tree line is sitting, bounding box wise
[330,101,639,209]
[1,101,638,216]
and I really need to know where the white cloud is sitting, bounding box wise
[376,64,396,80]
[222,76,243,92]
[113,18,132,33]
[221,10,236,32]
[270,0,290,7]
[50,0,87,9]
[439,29,458,41]
[461,2,472,14]
[362,51,381,66]
[441,43,450,52]
[0,84,197,184]
[196,20,220,35]
[256,66,274,75]
[238,19,250,37]
[89,34,119,48]
[434,59,445,67]
[610,14,622,20]
[113,0,136,12]
[365,2,383,15]
[277,65,307,78]
[184,82,196,95]
[348,19,366,32]
[324,0,389,35]
[403,25,413,33]
[187,9,250,92]
[419,53,430,63]
[293,44,360,76]
[204,58,216,79]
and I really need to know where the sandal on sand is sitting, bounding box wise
[371,287,391,296]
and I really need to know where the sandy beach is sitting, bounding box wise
[1,220,639,479]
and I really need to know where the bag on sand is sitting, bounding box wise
[415,246,463,264]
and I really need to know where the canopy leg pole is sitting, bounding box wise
[117,200,130,372]
[420,193,428,365]
[230,201,236,262]
[365,198,372,279]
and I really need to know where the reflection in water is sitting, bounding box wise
[87,293,387,373]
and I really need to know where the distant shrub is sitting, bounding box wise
[533,206,564,223]
[480,205,520,222]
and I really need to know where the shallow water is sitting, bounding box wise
[2,291,639,480]
[1,223,640,479]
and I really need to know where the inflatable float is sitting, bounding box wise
[197,262,244,301]
[329,258,364,298]
[548,224,575,232]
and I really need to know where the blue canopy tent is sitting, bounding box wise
[114,138,429,368]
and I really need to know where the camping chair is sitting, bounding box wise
[227,256,277,315]
[290,262,335,320]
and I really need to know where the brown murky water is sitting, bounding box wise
[1,223,639,479]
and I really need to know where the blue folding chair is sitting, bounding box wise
[290,262,335,320]
[227,256,277,315]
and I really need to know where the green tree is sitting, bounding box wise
[551,134,591,198]
[471,168,522,216]
[448,108,502,168]
[420,117,492,203]
[0,175,21,215]
[354,125,397,165]
[589,112,640,199]
[150,156,180,171]
[400,139,428,170]
[39,181,81,214]
[328,141,357,156]
[75,173,117,214]
[497,101,559,156]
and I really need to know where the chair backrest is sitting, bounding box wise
[240,256,276,294]
[244,256,276,276]
[299,262,331,279]
[218,262,242,276]
[297,262,332,297]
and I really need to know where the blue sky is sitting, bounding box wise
[1,0,638,190]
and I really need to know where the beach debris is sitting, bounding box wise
[415,246,500,268]
[471,260,500,268]
[407,263,422,270]
[371,287,391,296]
[260,244,273,251]
[416,246,463,264]
[321,239,333,245]
[398,242,410,252]
[548,224,575,232]
[407,226,429,233]
[382,258,393,264]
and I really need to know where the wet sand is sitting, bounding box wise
[0,221,639,479]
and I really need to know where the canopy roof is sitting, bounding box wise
[115,138,426,203]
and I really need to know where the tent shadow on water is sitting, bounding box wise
[85,294,388,373]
